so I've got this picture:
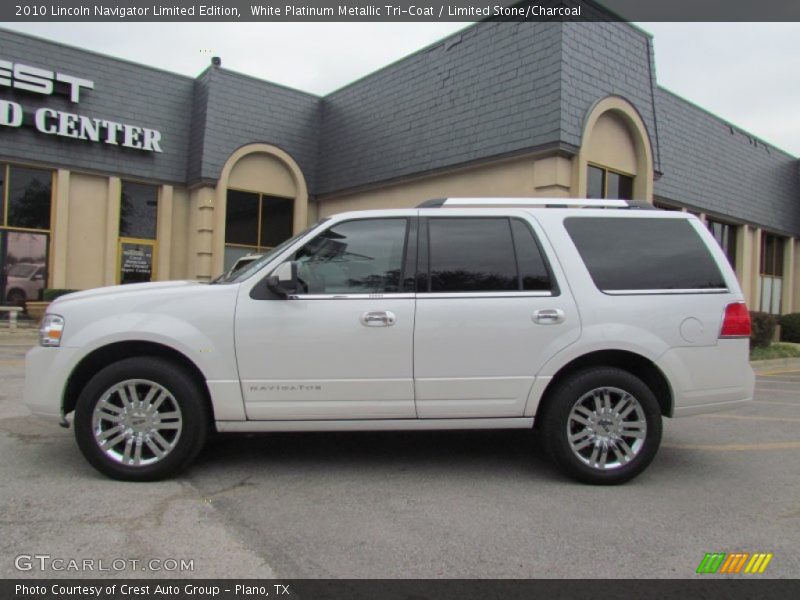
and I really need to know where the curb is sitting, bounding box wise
[0,330,39,346]
[751,357,800,374]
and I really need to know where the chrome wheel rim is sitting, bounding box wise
[92,379,183,467]
[567,386,646,471]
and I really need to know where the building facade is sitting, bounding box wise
[0,21,798,314]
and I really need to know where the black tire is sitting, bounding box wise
[537,367,662,485]
[74,357,209,481]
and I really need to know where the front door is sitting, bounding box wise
[235,217,417,420]
[413,215,580,418]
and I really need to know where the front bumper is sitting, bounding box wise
[24,345,78,421]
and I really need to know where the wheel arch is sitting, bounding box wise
[535,350,673,423]
[62,341,215,422]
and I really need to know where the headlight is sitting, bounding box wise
[39,314,65,347]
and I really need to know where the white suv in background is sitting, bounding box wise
[25,198,755,484]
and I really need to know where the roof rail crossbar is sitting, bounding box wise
[417,198,632,209]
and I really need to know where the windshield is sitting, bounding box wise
[214,220,329,284]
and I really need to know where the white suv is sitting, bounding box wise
[25,198,755,484]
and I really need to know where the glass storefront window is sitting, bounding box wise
[587,165,633,200]
[0,164,53,305]
[120,182,158,239]
[224,189,294,271]
[119,241,155,285]
[707,219,738,267]
[759,233,785,315]
[1,231,49,305]
[7,166,52,230]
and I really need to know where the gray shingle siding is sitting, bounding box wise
[317,21,564,194]
[186,70,210,183]
[654,88,800,236]
[194,68,321,189]
[0,29,194,184]
[559,22,660,170]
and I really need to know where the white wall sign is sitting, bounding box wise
[0,59,163,153]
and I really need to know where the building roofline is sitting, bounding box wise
[658,85,798,161]
[321,22,477,97]
[213,66,321,100]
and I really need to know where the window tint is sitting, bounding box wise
[565,217,726,291]
[510,219,552,291]
[120,182,158,239]
[292,219,407,294]
[7,166,52,230]
[428,218,518,292]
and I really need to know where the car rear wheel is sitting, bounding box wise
[74,357,208,481]
[538,367,662,485]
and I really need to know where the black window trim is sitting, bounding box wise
[417,215,559,298]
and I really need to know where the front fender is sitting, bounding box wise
[63,312,238,383]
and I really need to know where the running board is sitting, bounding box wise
[215,417,534,433]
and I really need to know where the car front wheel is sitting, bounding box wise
[74,357,208,481]
[538,367,662,485]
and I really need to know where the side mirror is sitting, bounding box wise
[266,261,300,297]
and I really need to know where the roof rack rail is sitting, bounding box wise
[416,198,649,209]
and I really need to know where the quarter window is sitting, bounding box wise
[424,218,553,293]
[291,218,408,294]
[565,217,726,292]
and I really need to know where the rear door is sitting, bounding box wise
[413,213,581,418]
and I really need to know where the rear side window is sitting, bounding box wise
[425,218,553,293]
[564,217,726,291]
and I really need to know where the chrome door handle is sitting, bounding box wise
[360,311,396,327]
[532,309,565,324]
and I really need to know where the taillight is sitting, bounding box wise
[720,302,751,338]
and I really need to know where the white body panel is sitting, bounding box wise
[414,294,580,417]
[235,297,415,419]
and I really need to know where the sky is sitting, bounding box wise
[2,21,799,157]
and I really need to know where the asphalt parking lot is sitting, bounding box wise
[1,334,798,579]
